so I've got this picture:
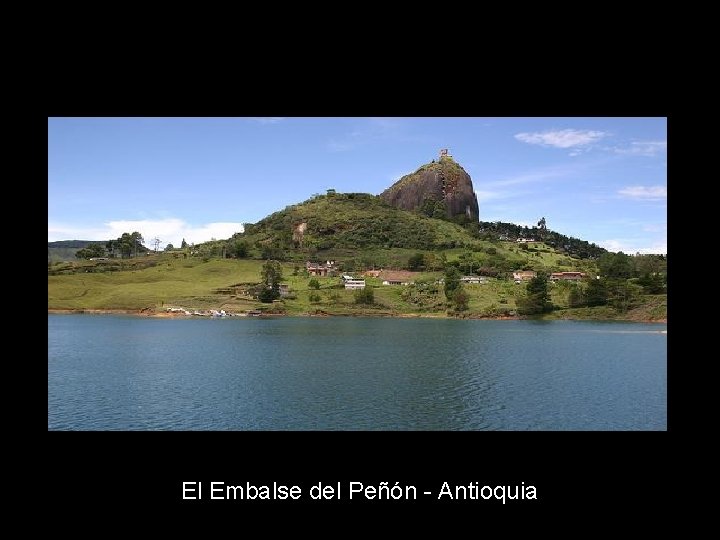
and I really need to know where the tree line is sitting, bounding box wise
[76,234,200,260]
[75,232,146,259]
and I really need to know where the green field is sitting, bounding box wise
[48,253,666,321]
[48,256,265,310]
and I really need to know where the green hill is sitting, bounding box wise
[47,191,665,321]
[224,191,602,274]
[240,192,478,252]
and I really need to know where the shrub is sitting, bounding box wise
[354,287,374,304]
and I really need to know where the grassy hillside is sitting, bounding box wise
[47,191,664,321]
[47,252,666,321]
[240,192,478,252]
[48,257,264,310]
[228,192,597,276]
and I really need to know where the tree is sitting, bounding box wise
[308,278,320,290]
[261,246,285,260]
[517,274,552,315]
[526,273,549,299]
[537,217,547,239]
[458,251,477,275]
[75,244,105,259]
[354,287,374,304]
[636,273,665,294]
[231,241,248,258]
[181,238,188,249]
[568,286,585,308]
[131,232,144,257]
[259,260,283,302]
[152,237,161,253]
[634,254,666,276]
[261,260,283,287]
[258,287,278,303]
[105,240,115,257]
[444,267,461,299]
[408,252,425,271]
[118,233,133,258]
[598,252,634,279]
[165,244,174,251]
[608,279,640,312]
[423,252,440,271]
[451,288,469,312]
[585,278,609,306]
[114,232,145,258]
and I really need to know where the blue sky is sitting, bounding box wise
[48,117,667,253]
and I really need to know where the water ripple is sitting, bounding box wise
[48,316,667,430]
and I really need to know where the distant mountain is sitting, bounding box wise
[48,240,102,249]
[48,240,106,262]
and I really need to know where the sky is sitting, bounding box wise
[48,117,667,254]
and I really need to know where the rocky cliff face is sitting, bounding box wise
[380,157,479,221]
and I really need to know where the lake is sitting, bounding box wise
[48,315,667,430]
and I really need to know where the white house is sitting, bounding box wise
[344,279,366,290]
[461,276,487,284]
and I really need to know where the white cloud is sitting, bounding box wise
[600,239,667,254]
[614,140,666,156]
[48,219,245,247]
[515,129,607,149]
[618,185,667,200]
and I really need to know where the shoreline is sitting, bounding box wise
[47,308,667,323]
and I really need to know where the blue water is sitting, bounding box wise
[47,315,667,430]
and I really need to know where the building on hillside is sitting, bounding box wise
[549,272,586,281]
[516,238,536,243]
[377,270,417,286]
[513,270,537,283]
[344,279,366,290]
[461,276,487,284]
[306,260,337,277]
